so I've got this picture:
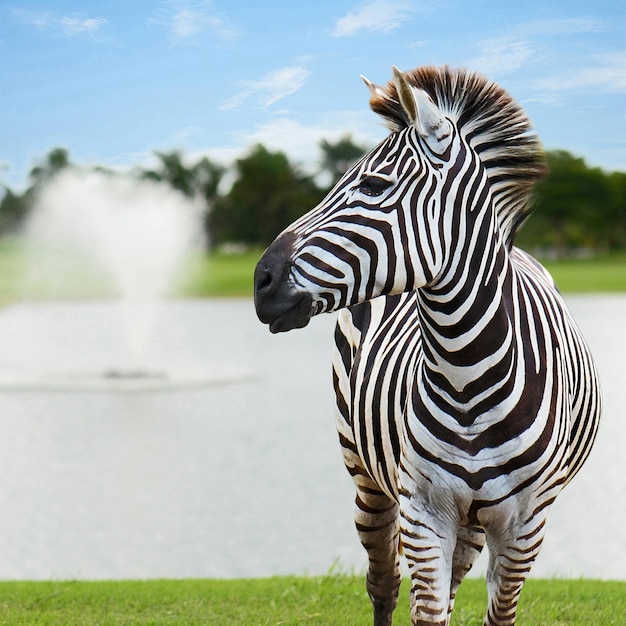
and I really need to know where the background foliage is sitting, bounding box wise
[1,139,625,256]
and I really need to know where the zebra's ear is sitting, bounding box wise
[360,74,387,99]
[392,66,453,154]
[392,66,417,124]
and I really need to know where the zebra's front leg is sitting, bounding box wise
[482,510,549,625]
[400,495,457,625]
[448,525,485,620]
[353,476,402,626]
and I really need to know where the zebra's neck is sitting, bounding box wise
[415,215,516,427]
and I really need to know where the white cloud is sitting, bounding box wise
[467,17,608,78]
[534,51,626,94]
[174,111,383,191]
[89,112,387,194]
[331,0,426,37]
[219,63,312,111]
[154,0,238,44]
[466,17,623,98]
[171,126,204,141]
[11,9,108,38]
[517,17,604,38]
[468,37,534,76]
[59,17,107,36]
[230,112,382,170]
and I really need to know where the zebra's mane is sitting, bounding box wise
[368,65,547,247]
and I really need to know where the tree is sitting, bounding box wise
[141,151,225,248]
[5,144,624,253]
[192,157,225,204]
[519,150,614,256]
[211,144,322,247]
[605,171,626,250]
[140,151,197,198]
[193,157,225,248]
[0,148,73,235]
[29,148,71,188]
[319,134,368,189]
[0,187,30,234]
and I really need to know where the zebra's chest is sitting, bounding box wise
[341,291,570,510]
[343,295,422,497]
[399,354,570,519]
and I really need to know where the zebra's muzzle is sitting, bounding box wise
[254,233,314,333]
[259,294,314,333]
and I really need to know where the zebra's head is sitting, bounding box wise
[254,65,544,333]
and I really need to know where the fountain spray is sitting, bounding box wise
[26,168,203,374]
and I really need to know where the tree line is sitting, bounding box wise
[1,139,625,256]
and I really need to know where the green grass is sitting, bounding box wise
[0,238,624,302]
[0,238,117,304]
[542,253,626,293]
[177,250,626,297]
[0,239,265,302]
[0,577,622,625]
[176,249,263,298]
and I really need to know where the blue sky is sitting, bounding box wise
[1,0,625,191]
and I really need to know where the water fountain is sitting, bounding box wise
[0,168,252,391]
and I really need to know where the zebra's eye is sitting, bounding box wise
[356,176,393,197]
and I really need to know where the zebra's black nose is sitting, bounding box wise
[254,231,295,320]
[253,232,295,303]
[254,264,273,295]
[253,232,314,333]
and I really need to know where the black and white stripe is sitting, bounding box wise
[254,65,601,626]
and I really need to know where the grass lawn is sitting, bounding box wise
[177,249,626,298]
[0,239,624,301]
[176,248,263,298]
[0,576,623,625]
[542,253,626,293]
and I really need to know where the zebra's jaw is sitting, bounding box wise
[254,233,315,333]
[260,291,315,334]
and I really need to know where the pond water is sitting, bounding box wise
[0,296,623,581]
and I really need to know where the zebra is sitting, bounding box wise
[253,65,601,626]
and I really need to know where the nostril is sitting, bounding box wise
[257,268,273,292]
[254,231,297,302]
[254,263,276,298]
